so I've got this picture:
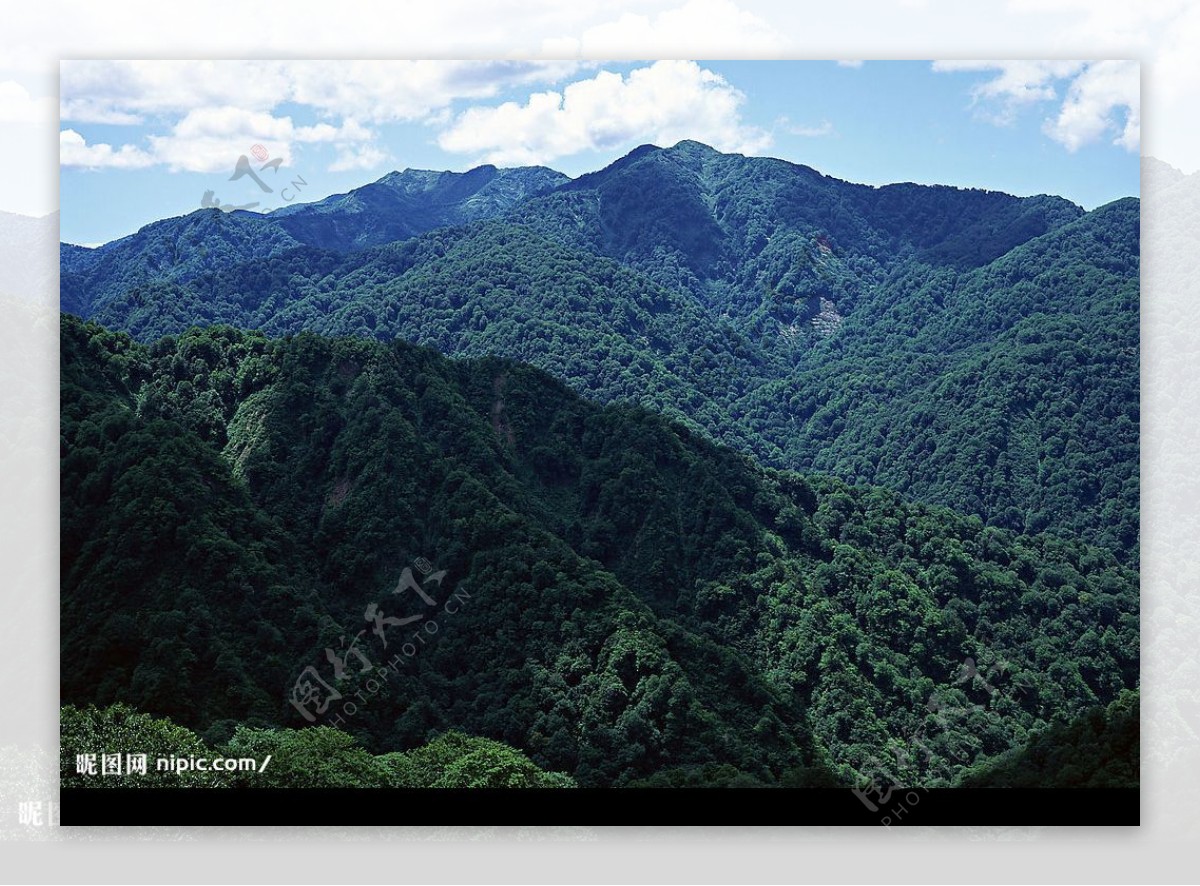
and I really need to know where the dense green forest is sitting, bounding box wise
[61,164,567,317]
[957,690,1139,788]
[65,142,1139,564]
[61,703,576,788]
[61,316,1138,787]
[60,212,304,319]
[268,164,568,251]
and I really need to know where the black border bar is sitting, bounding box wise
[61,787,1139,827]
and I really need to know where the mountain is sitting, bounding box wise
[88,221,794,458]
[60,164,569,318]
[1142,156,1200,294]
[60,210,305,318]
[1142,155,1187,192]
[266,163,569,250]
[510,139,1083,314]
[758,197,1140,557]
[0,210,58,303]
[69,143,1139,563]
[958,690,1138,788]
[61,316,1138,787]
[61,142,1079,324]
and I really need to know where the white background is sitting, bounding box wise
[1,1,1197,882]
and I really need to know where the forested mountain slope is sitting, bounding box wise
[268,163,568,250]
[61,164,568,318]
[61,317,1139,787]
[61,210,305,317]
[510,139,1083,316]
[73,182,1139,561]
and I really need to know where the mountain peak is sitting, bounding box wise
[612,140,721,164]
[377,162,545,184]
[668,139,720,155]
[258,161,567,250]
[620,143,665,162]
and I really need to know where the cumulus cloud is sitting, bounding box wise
[437,60,772,166]
[330,144,389,172]
[59,60,293,123]
[976,0,1189,164]
[0,80,55,124]
[1044,60,1139,152]
[59,60,577,126]
[57,59,578,174]
[932,60,1086,122]
[933,59,1139,151]
[59,129,154,169]
[61,107,378,173]
[146,108,298,173]
[539,0,785,57]
[287,60,581,124]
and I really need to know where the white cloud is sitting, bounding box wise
[836,60,864,68]
[5,1,1199,175]
[933,59,1139,151]
[0,80,55,124]
[57,59,572,174]
[59,60,293,123]
[933,60,1087,123]
[287,60,581,124]
[61,107,379,173]
[59,60,578,126]
[329,144,389,172]
[146,107,297,173]
[1044,60,1139,152]
[924,0,1188,167]
[292,120,370,144]
[539,0,784,57]
[780,117,834,137]
[438,60,772,166]
[59,129,154,169]
[1005,0,1187,43]
[0,128,56,215]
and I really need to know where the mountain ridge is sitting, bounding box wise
[61,314,1139,787]
[60,141,1139,562]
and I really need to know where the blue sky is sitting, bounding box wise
[59,60,1140,246]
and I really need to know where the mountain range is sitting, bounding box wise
[59,141,1140,789]
[63,140,1139,563]
[61,314,1138,788]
